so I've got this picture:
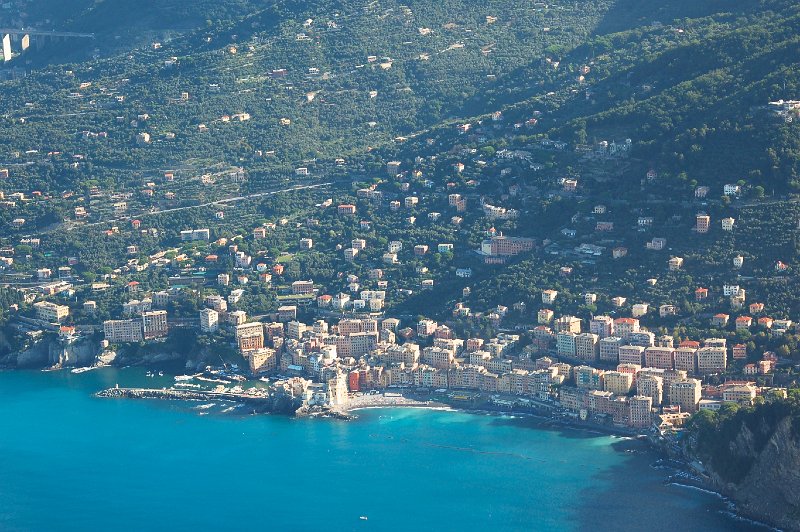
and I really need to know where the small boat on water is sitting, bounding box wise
[70,367,95,374]
[359,516,368,521]
[145,371,154,377]
[158,371,164,376]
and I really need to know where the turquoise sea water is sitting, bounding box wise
[0,368,766,532]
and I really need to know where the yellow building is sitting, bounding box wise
[722,383,757,405]
[33,301,69,323]
[248,348,277,375]
[629,395,653,428]
[697,346,727,374]
[669,379,702,413]
[603,371,634,395]
[636,374,663,406]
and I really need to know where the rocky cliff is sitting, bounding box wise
[1,335,101,368]
[48,339,99,367]
[688,402,800,530]
[2,332,231,370]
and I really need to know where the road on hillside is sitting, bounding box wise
[22,181,337,238]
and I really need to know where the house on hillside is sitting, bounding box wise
[711,314,729,327]
[695,288,708,301]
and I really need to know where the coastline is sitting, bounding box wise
[340,399,784,531]
[2,366,783,530]
[2,369,762,532]
[665,482,780,531]
[347,404,456,412]
[344,397,640,437]
[85,367,648,440]
[78,364,646,439]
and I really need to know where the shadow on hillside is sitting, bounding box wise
[592,0,756,37]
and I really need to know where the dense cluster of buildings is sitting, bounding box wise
[158,292,780,429]
[16,225,779,429]
[539,313,730,375]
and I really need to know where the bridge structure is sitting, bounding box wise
[1,28,95,62]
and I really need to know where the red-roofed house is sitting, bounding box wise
[695,287,708,301]
[711,314,729,327]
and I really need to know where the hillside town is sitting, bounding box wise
[2,125,800,434]
[0,0,797,458]
[3,0,800,530]
[7,236,795,433]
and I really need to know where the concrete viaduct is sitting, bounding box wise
[2,28,95,62]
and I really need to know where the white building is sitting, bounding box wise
[200,308,219,333]
[721,217,735,231]
[34,301,70,322]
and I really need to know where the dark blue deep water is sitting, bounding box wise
[0,368,767,531]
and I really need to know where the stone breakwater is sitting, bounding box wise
[98,387,207,400]
[96,387,352,419]
[96,387,269,402]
